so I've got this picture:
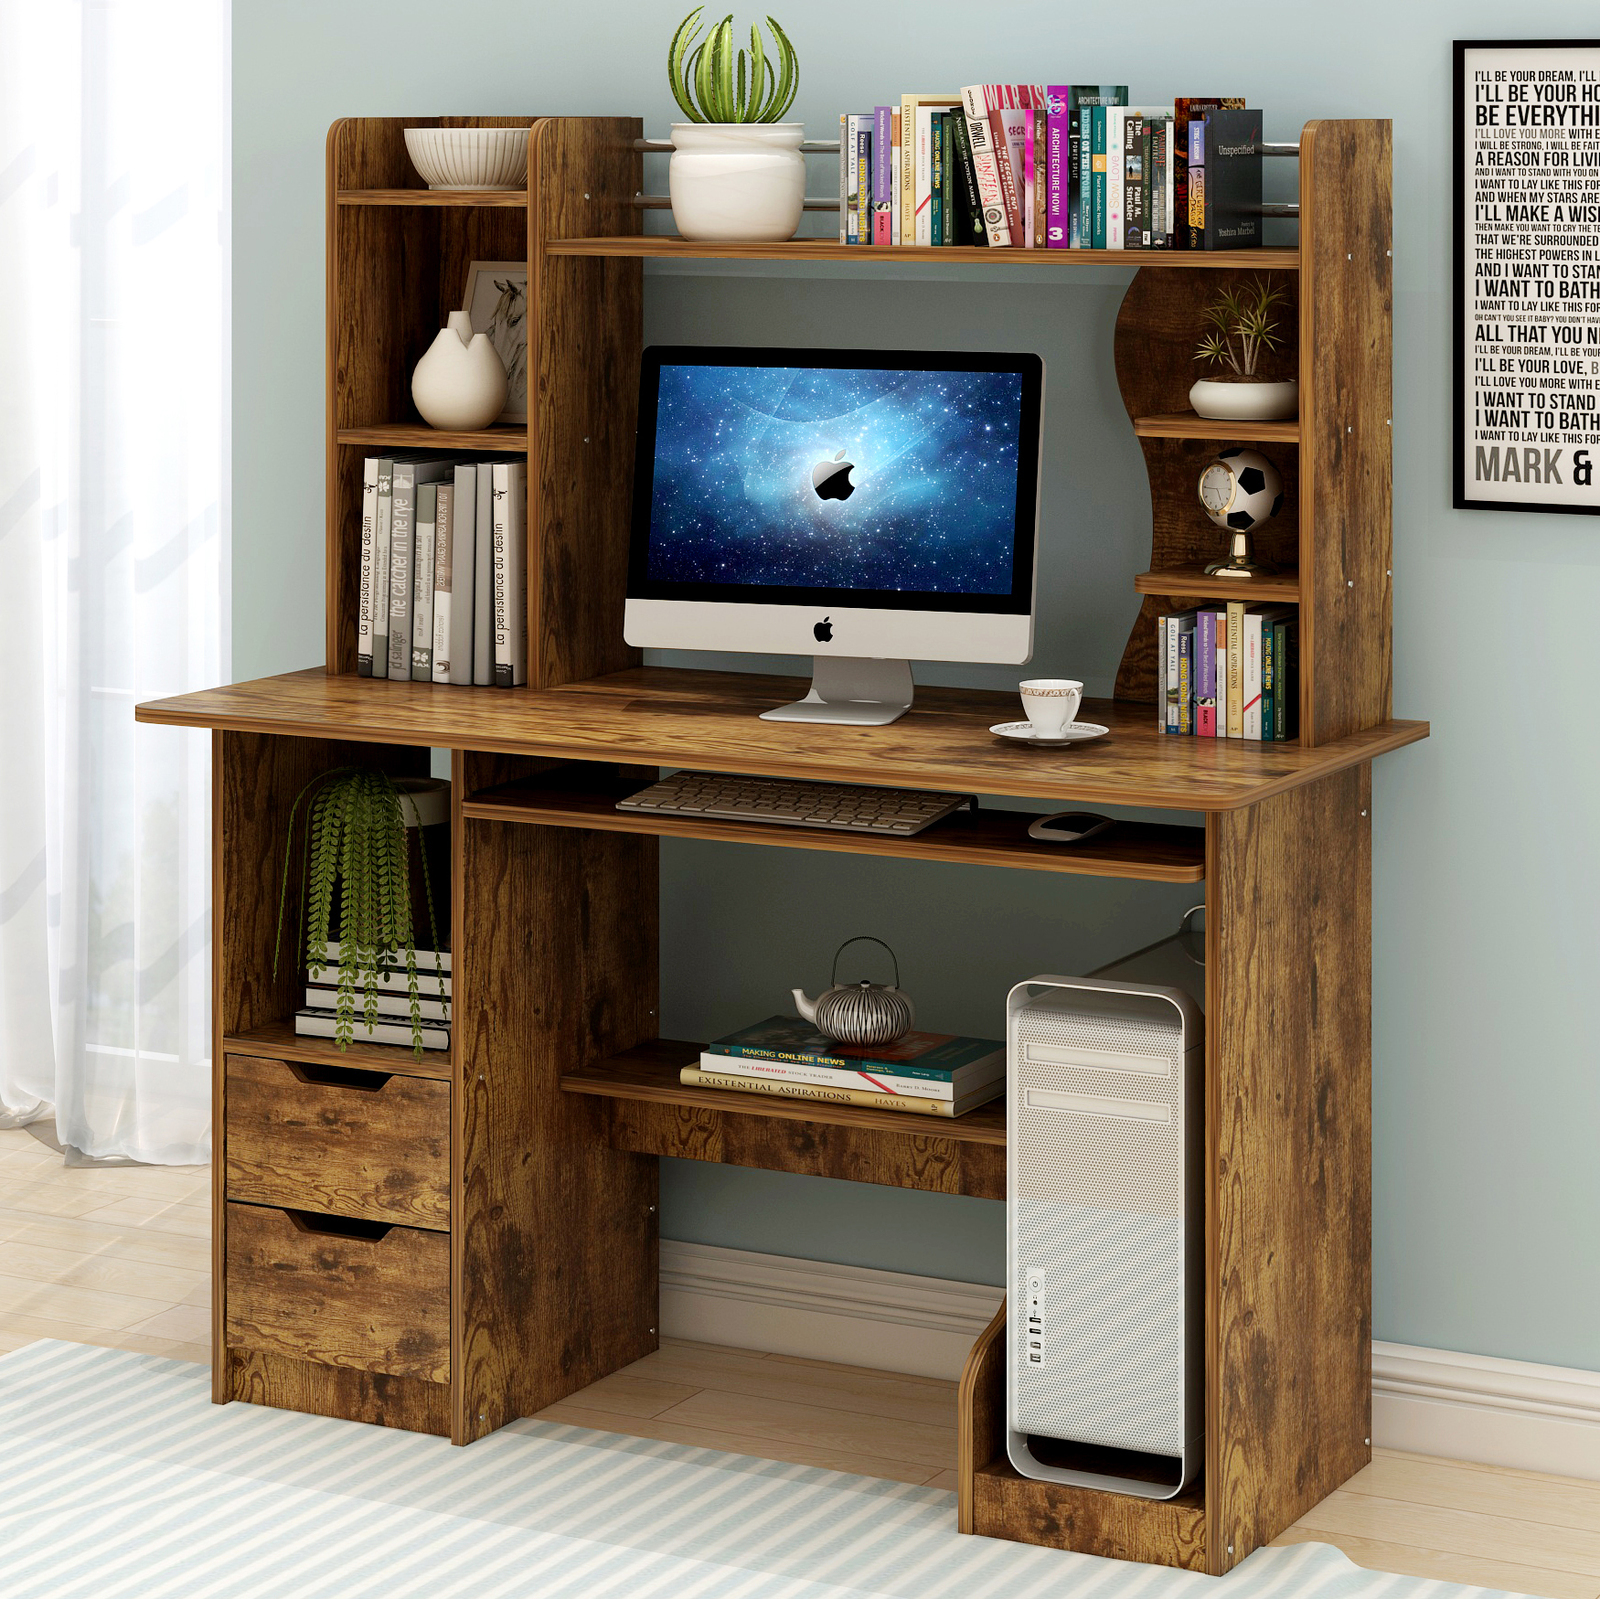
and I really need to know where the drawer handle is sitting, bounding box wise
[284,1209,395,1242]
[286,1062,393,1092]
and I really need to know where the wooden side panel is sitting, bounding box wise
[1205,764,1372,1569]
[225,1054,451,1230]
[453,747,659,1443]
[957,1300,1006,1533]
[529,117,643,688]
[228,1349,449,1435]
[1299,121,1393,744]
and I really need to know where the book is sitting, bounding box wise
[319,940,451,974]
[1243,609,1262,739]
[856,119,871,245]
[1151,117,1171,247]
[872,106,893,244]
[446,464,476,685]
[1195,610,1219,737]
[387,460,450,683]
[1069,86,1127,247]
[356,457,380,676]
[699,1051,1003,1102]
[913,105,933,244]
[844,114,860,243]
[1106,108,1126,247]
[1188,118,1206,246]
[294,1005,448,1051]
[1260,614,1276,741]
[1215,605,1228,735]
[838,113,849,243]
[948,109,987,247]
[1156,615,1168,733]
[1225,599,1245,737]
[889,110,902,243]
[1248,606,1296,741]
[1173,99,1243,249]
[307,984,450,1023]
[680,1066,1003,1119]
[430,481,453,684]
[473,461,494,686]
[707,1015,1004,1080]
[929,112,944,246]
[983,85,1031,245]
[1045,87,1070,245]
[1090,106,1109,247]
[1201,108,1264,251]
[1279,617,1299,740]
[1166,610,1195,731]
[959,90,1011,247]
[1032,107,1047,248]
[491,460,527,686]
[410,481,437,682]
[1123,114,1145,249]
[1022,109,1036,247]
[1178,620,1194,735]
[1140,117,1155,246]
[941,111,957,244]
[312,962,451,997]
[371,459,394,678]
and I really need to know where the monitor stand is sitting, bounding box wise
[759,657,914,726]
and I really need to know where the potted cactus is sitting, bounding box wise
[1189,275,1298,423]
[666,8,802,242]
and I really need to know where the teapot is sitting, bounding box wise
[792,936,915,1047]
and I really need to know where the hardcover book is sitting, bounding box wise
[357,456,380,676]
[699,1050,1001,1101]
[681,1066,1002,1118]
[306,985,450,1023]
[1032,108,1047,248]
[948,109,988,246]
[446,463,477,686]
[1173,98,1243,248]
[929,112,944,245]
[856,121,871,244]
[430,481,454,684]
[872,105,893,244]
[1046,87,1069,246]
[320,940,451,974]
[1201,108,1264,250]
[707,1015,1004,1080]
[410,481,437,682]
[958,88,1011,246]
[294,1006,448,1051]
[1195,609,1218,737]
[472,461,495,685]
[371,458,394,678]
[491,460,527,686]
[386,459,451,683]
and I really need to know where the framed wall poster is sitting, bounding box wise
[1454,40,1600,514]
[463,260,528,425]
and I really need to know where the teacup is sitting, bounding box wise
[1018,678,1084,740]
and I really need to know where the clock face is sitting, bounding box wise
[1199,462,1236,514]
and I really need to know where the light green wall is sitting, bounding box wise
[234,0,1600,1369]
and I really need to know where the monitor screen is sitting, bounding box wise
[629,348,1041,615]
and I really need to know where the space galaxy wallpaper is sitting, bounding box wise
[645,363,1025,594]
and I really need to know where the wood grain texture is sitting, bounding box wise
[1134,566,1300,604]
[1298,121,1393,745]
[335,424,528,451]
[224,1202,450,1383]
[546,237,1301,268]
[464,768,1206,882]
[227,1348,449,1435]
[1133,413,1301,442]
[957,1300,1006,1533]
[1205,765,1373,1570]
[225,1053,451,1230]
[337,189,529,208]
[222,1019,452,1080]
[528,118,643,689]
[452,747,659,1443]
[137,667,1429,814]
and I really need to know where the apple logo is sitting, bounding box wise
[813,617,834,643]
[811,449,856,502]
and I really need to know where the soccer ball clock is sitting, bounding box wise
[1197,447,1284,578]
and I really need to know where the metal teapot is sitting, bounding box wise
[792,936,915,1047]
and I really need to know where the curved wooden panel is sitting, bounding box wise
[957,1299,1007,1533]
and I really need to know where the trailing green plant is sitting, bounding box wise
[272,768,446,1059]
[667,7,798,124]
[1193,275,1288,378]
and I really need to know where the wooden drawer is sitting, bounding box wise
[225,1053,450,1230]
[224,1202,449,1382]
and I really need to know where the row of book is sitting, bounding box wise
[839,91,1260,251]
[684,1015,1005,1119]
[355,457,527,687]
[294,942,452,1051]
[1158,602,1299,741]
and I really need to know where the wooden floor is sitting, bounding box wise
[0,1126,1593,1596]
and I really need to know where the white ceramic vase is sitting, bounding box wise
[1189,378,1299,423]
[412,312,508,431]
[668,123,805,243]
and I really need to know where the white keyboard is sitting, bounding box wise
[617,771,975,837]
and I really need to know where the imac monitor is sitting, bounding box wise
[625,346,1044,724]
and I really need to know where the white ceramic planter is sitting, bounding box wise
[668,123,805,243]
[1189,378,1299,423]
[412,312,508,431]
[404,127,530,190]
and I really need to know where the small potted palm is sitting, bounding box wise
[666,7,802,242]
[1189,275,1298,423]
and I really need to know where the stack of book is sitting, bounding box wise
[356,456,526,688]
[1158,602,1298,740]
[839,92,1260,251]
[294,941,452,1052]
[684,1016,1005,1118]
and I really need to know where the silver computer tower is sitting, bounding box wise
[1006,974,1204,1499]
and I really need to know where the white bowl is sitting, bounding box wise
[403,127,530,191]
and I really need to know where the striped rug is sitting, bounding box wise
[0,1341,1523,1599]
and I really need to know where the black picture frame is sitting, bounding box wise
[1453,39,1600,516]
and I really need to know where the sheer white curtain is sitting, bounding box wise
[0,1,227,1162]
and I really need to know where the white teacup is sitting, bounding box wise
[1018,678,1084,740]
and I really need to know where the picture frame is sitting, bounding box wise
[462,260,528,425]
[1453,39,1600,515]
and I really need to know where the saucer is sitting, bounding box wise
[990,720,1110,746]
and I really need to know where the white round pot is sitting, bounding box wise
[412,311,508,431]
[404,127,530,190]
[1189,378,1299,423]
[668,123,805,243]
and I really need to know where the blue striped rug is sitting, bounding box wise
[0,1341,1523,1599]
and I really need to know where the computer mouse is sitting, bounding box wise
[1026,811,1115,844]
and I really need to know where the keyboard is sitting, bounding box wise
[616,772,975,837]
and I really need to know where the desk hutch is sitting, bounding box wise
[136,115,1425,1575]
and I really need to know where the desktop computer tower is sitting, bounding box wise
[1006,974,1204,1500]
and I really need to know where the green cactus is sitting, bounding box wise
[668,8,798,124]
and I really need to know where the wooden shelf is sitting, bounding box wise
[336,424,528,452]
[464,772,1206,882]
[221,1018,452,1081]
[337,188,528,208]
[544,236,1301,270]
[1134,565,1302,603]
[1133,411,1301,442]
[138,666,1427,814]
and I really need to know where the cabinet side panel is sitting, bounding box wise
[1206,765,1372,1569]
[1299,120,1393,744]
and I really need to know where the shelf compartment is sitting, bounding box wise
[565,1039,1006,1199]
[1134,565,1302,603]
[464,771,1206,883]
[1133,412,1300,443]
[223,1019,452,1082]
[337,188,528,208]
[543,237,1301,270]
[336,424,528,452]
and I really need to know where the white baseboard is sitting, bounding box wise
[659,1240,1600,1479]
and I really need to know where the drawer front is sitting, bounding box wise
[224,1202,449,1382]
[225,1054,450,1230]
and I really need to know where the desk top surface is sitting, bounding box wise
[135,666,1428,812]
